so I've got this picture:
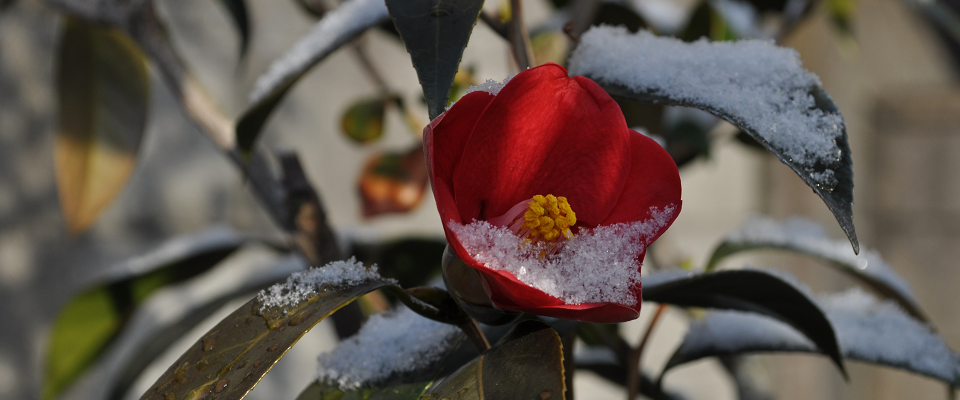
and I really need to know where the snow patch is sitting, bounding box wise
[449,205,677,305]
[257,257,385,310]
[568,26,844,189]
[316,306,462,389]
[464,74,516,97]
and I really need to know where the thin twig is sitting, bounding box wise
[480,10,509,39]
[458,318,492,353]
[507,0,534,69]
[627,304,668,399]
[127,4,338,265]
[352,40,391,94]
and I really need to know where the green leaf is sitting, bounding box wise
[139,275,395,400]
[43,228,249,400]
[643,269,847,378]
[421,320,565,399]
[55,16,149,235]
[341,96,389,144]
[568,29,859,254]
[237,0,389,154]
[297,381,430,399]
[351,238,446,288]
[106,256,304,400]
[705,216,927,322]
[217,0,251,57]
[663,290,960,386]
[385,0,485,120]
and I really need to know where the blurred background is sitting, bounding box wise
[0,0,958,399]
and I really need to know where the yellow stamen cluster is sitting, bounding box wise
[522,194,577,242]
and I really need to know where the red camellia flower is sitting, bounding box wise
[424,63,682,323]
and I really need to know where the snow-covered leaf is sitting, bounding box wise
[568,26,857,254]
[107,256,306,400]
[237,0,389,154]
[707,216,926,321]
[55,16,149,235]
[643,268,846,376]
[385,0,485,120]
[422,321,565,399]
[663,289,960,386]
[315,306,462,390]
[43,228,251,400]
[139,259,395,400]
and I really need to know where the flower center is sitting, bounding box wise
[495,194,577,245]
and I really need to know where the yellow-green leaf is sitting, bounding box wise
[43,230,246,400]
[341,96,388,144]
[55,16,149,235]
[140,277,395,400]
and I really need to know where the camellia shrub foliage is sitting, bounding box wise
[36,0,960,399]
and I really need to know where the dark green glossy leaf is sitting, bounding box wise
[217,0,251,57]
[139,276,395,400]
[351,238,446,287]
[643,269,847,378]
[705,216,926,321]
[385,0,485,120]
[43,229,249,400]
[297,381,430,399]
[663,291,960,386]
[237,0,389,154]
[422,320,565,399]
[569,31,858,254]
[341,96,389,144]
[55,16,149,235]
[107,256,305,400]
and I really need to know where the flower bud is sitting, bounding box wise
[441,245,519,326]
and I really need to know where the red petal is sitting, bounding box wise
[601,131,682,244]
[451,63,632,226]
[424,91,496,189]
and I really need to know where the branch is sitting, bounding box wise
[507,0,534,69]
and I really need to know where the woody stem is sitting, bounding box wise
[627,304,667,399]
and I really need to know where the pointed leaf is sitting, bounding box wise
[706,216,926,321]
[643,269,846,377]
[568,26,858,254]
[106,256,305,400]
[139,265,394,400]
[55,16,149,234]
[350,238,446,287]
[664,289,960,386]
[385,0,485,120]
[43,228,250,400]
[238,0,389,154]
[422,320,565,399]
[217,0,251,57]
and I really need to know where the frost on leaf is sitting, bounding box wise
[722,216,920,317]
[256,257,386,311]
[450,205,677,305]
[567,26,845,192]
[316,306,462,389]
[672,288,960,385]
[248,0,390,104]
